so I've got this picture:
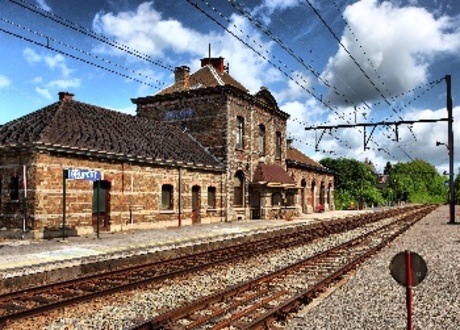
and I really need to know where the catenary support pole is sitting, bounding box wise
[446,75,455,224]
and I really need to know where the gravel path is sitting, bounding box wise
[285,205,460,330]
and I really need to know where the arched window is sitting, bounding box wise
[320,182,325,205]
[233,171,245,207]
[275,131,282,159]
[236,116,244,149]
[258,124,266,155]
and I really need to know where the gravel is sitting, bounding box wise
[3,206,458,330]
[3,211,402,329]
[285,205,460,330]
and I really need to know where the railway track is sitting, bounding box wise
[0,205,435,327]
[129,204,436,329]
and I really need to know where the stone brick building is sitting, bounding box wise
[133,57,334,221]
[0,57,334,238]
[0,92,225,238]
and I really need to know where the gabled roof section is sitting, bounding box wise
[0,96,223,170]
[158,64,248,95]
[255,87,278,109]
[252,163,296,187]
[286,146,333,174]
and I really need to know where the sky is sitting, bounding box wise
[1,0,460,174]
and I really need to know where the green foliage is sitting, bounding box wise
[454,172,460,204]
[388,159,447,204]
[320,157,447,209]
[320,157,382,209]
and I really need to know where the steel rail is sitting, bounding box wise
[128,205,436,329]
[0,205,428,327]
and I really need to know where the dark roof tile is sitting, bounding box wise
[253,163,296,185]
[287,147,324,168]
[159,65,248,94]
[0,99,223,168]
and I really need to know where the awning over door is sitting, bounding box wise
[252,163,296,188]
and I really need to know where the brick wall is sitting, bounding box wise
[1,149,224,236]
[288,166,335,213]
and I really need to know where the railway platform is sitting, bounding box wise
[0,209,364,272]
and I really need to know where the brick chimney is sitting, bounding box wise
[174,66,190,91]
[200,57,225,73]
[58,92,74,102]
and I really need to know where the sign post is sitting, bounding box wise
[63,168,101,240]
[389,251,427,330]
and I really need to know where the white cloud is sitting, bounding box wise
[35,0,51,12]
[23,48,41,63]
[48,78,81,89]
[275,70,313,102]
[93,2,205,57]
[251,0,303,25]
[35,87,52,100]
[23,48,79,98]
[0,75,11,88]
[106,105,137,116]
[43,54,73,77]
[321,0,460,106]
[92,2,277,94]
[23,48,73,77]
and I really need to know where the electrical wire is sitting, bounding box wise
[1,18,166,88]
[0,27,162,89]
[8,0,173,71]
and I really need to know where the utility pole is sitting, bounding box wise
[446,75,456,224]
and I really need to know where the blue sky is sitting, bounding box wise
[1,0,459,174]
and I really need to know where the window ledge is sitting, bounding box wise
[160,210,175,214]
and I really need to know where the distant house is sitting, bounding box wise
[0,56,334,238]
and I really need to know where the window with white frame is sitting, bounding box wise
[236,116,244,149]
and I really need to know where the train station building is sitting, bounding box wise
[0,57,334,238]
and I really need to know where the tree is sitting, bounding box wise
[320,157,383,209]
[454,170,460,204]
[383,161,393,175]
[320,157,446,209]
[388,159,447,204]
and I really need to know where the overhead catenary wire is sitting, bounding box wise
[8,0,174,72]
[1,18,167,88]
[0,27,161,89]
[224,0,426,160]
[194,0,438,162]
[7,0,450,169]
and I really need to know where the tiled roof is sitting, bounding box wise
[287,147,324,168]
[252,163,296,186]
[0,99,223,169]
[159,65,248,94]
